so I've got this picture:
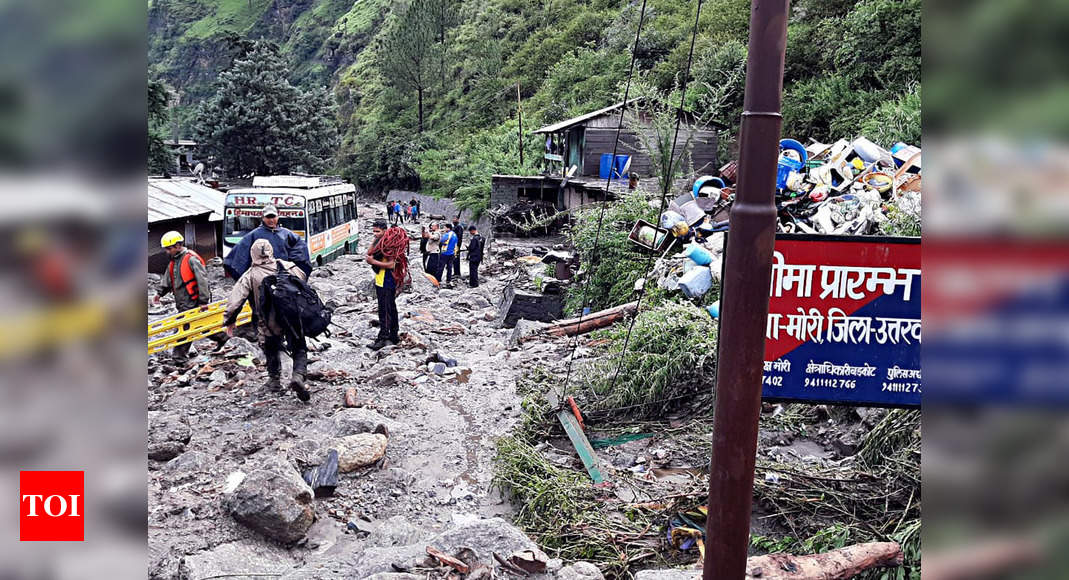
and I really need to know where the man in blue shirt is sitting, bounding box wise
[224,205,312,279]
[450,217,465,280]
[439,222,458,286]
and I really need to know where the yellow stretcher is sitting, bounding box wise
[148,300,251,355]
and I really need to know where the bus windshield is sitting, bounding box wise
[226,216,306,241]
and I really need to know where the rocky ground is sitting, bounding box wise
[147,204,604,579]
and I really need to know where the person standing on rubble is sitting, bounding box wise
[223,205,311,280]
[223,239,311,402]
[420,226,430,270]
[153,231,227,364]
[466,224,484,288]
[439,222,458,287]
[450,216,465,281]
[426,223,442,283]
[366,219,409,350]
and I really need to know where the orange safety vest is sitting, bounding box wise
[168,250,206,302]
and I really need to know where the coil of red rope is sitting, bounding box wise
[370,226,410,293]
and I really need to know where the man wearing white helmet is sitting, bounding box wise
[153,231,225,363]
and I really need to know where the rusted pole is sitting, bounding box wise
[703,0,790,578]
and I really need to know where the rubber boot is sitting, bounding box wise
[290,347,310,402]
[266,375,282,391]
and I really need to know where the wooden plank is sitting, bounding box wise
[547,389,606,483]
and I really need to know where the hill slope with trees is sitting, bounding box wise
[149,0,919,214]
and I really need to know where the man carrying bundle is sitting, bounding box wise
[366,219,409,351]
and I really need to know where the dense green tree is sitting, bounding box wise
[193,41,338,176]
[148,79,173,175]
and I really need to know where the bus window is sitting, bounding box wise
[332,204,344,227]
[312,210,328,233]
[226,214,307,241]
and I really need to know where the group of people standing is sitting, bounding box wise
[387,198,420,225]
[420,217,484,288]
[153,200,489,402]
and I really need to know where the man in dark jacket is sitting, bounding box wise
[450,217,465,280]
[223,205,312,279]
[466,225,484,288]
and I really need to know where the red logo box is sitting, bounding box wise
[19,471,84,541]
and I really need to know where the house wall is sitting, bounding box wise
[148,216,218,274]
[581,128,652,178]
[582,127,719,178]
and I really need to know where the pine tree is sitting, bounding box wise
[193,41,338,176]
[379,0,438,133]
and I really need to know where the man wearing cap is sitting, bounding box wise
[153,231,226,363]
[223,204,312,280]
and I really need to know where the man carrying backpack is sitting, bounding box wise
[366,220,409,350]
[223,239,312,402]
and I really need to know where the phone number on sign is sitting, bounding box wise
[805,377,857,389]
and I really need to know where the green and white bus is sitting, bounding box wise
[224,175,359,266]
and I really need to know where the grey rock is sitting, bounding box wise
[368,515,427,548]
[221,336,260,359]
[164,450,210,483]
[365,575,423,580]
[345,517,540,578]
[209,370,227,383]
[224,457,315,545]
[558,561,606,580]
[332,408,402,437]
[178,540,294,580]
[633,570,698,580]
[148,411,191,461]
[509,319,547,348]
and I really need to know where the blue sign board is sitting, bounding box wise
[760,234,921,408]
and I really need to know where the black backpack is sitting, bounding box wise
[260,261,332,340]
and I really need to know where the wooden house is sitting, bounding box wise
[532,99,723,179]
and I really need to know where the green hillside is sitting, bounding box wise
[148,0,920,211]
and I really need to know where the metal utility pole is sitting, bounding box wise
[517,83,524,166]
[703,0,790,578]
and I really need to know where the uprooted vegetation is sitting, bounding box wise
[493,301,921,579]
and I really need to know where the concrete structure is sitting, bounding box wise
[148,178,225,272]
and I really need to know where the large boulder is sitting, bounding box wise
[178,540,295,580]
[224,458,315,545]
[148,411,191,461]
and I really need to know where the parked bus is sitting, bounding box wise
[223,175,359,266]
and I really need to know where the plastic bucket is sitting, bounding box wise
[682,242,713,266]
[693,175,725,198]
[776,139,808,190]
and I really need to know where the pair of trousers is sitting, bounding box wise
[375,285,399,341]
[450,253,462,278]
[468,260,480,287]
[440,254,455,282]
[427,253,440,282]
[263,332,307,378]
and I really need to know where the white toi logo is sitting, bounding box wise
[21,494,81,517]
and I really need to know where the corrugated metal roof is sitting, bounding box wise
[533,99,641,134]
[148,179,225,223]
